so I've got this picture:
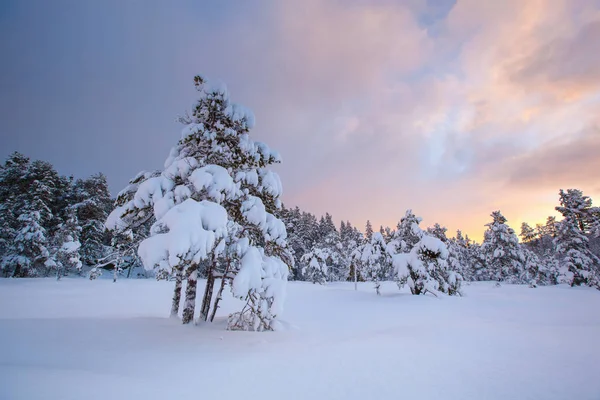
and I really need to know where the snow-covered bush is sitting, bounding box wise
[352,232,390,295]
[393,234,462,296]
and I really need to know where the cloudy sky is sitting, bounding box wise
[1,0,599,240]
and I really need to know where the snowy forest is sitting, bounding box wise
[2,148,600,294]
[1,75,600,332]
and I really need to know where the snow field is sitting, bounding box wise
[1,279,599,400]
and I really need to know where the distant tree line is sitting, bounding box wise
[0,152,114,279]
[1,151,599,291]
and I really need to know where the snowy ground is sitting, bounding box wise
[1,278,599,400]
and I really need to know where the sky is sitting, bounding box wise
[1,0,599,241]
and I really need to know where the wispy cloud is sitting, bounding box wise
[1,0,598,240]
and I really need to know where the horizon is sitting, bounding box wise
[1,0,599,241]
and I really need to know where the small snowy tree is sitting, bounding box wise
[480,211,525,283]
[393,227,462,296]
[51,210,82,280]
[450,230,474,281]
[301,248,330,285]
[352,232,390,295]
[72,173,112,266]
[388,210,422,254]
[520,222,537,244]
[554,189,600,289]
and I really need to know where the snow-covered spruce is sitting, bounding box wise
[554,189,600,289]
[352,232,391,295]
[479,211,525,283]
[392,219,462,296]
[106,74,292,330]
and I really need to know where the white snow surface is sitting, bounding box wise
[1,279,599,400]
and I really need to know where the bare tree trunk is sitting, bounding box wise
[209,258,231,322]
[170,270,183,318]
[199,270,215,322]
[182,264,198,324]
[113,263,118,283]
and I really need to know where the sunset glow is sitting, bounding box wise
[1,0,599,240]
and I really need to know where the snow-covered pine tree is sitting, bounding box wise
[72,173,112,266]
[520,222,537,244]
[301,246,339,284]
[554,189,600,288]
[341,220,362,284]
[364,220,373,241]
[426,223,448,242]
[388,210,423,254]
[9,193,51,277]
[469,242,487,281]
[0,153,31,275]
[451,230,474,281]
[479,211,525,283]
[108,75,292,330]
[318,213,337,241]
[352,231,390,295]
[278,206,306,279]
[392,223,462,296]
[51,209,82,280]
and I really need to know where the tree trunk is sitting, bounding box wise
[170,270,183,318]
[209,277,227,322]
[209,259,231,322]
[199,271,215,322]
[112,263,118,283]
[12,263,21,278]
[182,264,198,324]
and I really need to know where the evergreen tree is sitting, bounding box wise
[364,220,373,241]
[427,223,448,242]
[9,202,50,277]
[554,189,599,288]
[301,243,341,285]
[51,209,83,280]
[451,230,474,281]
[389,209,422,254]
[73,173,112,265]
[352,232,390,295]
[393,228,462,296]
[520,222,537,244]
[108,75,292,329]
[480,211,525,283]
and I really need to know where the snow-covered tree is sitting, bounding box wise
[554,189,599,288]
[352,232,390,295]
[72,173,112,266]
[107,74,292,329]
[301,246,339,284]
[51,210,82,280]
[388,210,422,254]
[364,220,373,241]
[450,230,474,281]
[480,211,525,283]
[520,222,537,244]
[393,232,462,296]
